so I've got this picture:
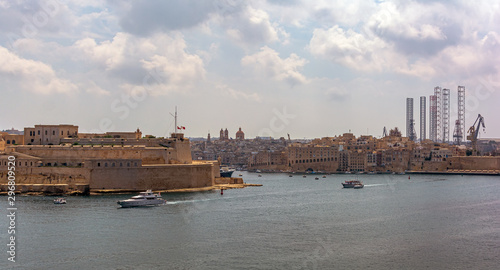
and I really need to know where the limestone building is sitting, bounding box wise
[1,124,221,194]
[24,124,78,145]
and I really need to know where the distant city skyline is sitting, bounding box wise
[1,1,499,139]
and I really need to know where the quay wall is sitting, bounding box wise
[89,163,215,190]
[0,167,90,194]
[1,162,217,193]
[448,156,500,170]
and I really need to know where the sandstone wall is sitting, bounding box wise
[448,156,500,171]
[11,145,174,165]
[89,163,215,191]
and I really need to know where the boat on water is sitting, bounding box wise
[220,167,235,178]
[117,190,165,208]
[342,180,364,188]
[53,198,66,204]
[322,175,326,178]
[315,177,319,180]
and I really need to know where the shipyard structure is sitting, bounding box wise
[0,125,222,194]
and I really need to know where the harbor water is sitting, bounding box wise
[2,173,499,269]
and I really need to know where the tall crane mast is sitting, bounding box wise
[467,114,485,155]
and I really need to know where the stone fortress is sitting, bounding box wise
[0,124,221,194]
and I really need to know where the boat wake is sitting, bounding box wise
[166,198,213,205]
[363,184,387,187]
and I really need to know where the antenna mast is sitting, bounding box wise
[170,106,178,134]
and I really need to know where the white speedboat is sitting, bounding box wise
[54,198,66,204]
[117,190,165,208]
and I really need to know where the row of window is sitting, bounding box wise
[28,130,75,136]
[291,157,338,164]
[1,161,35,167]
[96,162,138,167]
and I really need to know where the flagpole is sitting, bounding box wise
[175,106,177,134]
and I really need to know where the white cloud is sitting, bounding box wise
[241,46,307,86]
[224,6,281,45]
[367,2,447,41]
[72,32,206,95]
[309,25,401,72]
[216,84,261,102]
[0,46,77,94]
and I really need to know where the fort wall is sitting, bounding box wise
[89,163,215,190]
[10,145,177,165]
[448,156,500,172]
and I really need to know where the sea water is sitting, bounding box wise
[1,173,499,269]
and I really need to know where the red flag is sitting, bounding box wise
[182,126,186,130]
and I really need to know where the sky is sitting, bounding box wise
[0,0,499,140]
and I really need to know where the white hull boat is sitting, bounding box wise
[117,190,165,208]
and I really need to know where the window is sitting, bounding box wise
[12,140,15,144]
[53,130,55,135]
[45,130,47,135]
[61,131,63,135]
[97,162,101,167]
[6,140,10,144]
[38,130,40,135]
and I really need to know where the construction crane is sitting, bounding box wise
[467,114,485,155]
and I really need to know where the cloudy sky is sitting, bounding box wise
[1,0,499,139]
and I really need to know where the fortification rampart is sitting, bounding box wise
[9,145,179,165]
[89,163,215,190]
[448,156,500,172]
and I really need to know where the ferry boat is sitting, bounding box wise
[342,180,364,188]
[53,198,66,204]
[220,167,235,178]
[117,190,165,208]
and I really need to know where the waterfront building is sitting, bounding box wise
[1,124,221,194]
[24,124,78,145]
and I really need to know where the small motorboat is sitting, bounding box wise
[315,177,319,180]
[53,198,66,204]
[322,175,326,178]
